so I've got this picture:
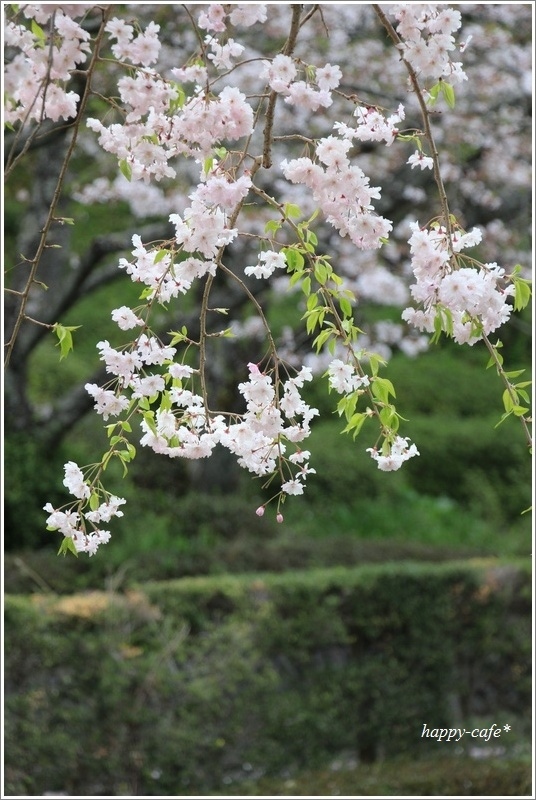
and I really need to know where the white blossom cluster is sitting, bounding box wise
[367,436,420,472]
[402,223,514,345]
[282,135,393,251]
[4,5,92,124]
[44,463,125,555]
[390,4,467,83]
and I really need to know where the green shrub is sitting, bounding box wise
[402,416,531,520]
[4,559,531,795]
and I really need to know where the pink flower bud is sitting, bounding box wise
[256,506,265,517]
[276,513,284,523]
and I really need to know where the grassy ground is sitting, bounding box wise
[217,754,533,797]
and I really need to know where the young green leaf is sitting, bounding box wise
[58,537,78,557]
[53,323,81,360]
[513,278,531,312]
[441,81,456,108]
[31,18,46,42]
[283,202,302,219]
[119,159,132,182]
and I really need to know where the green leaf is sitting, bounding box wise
[306,230,318,247]
[154,249,170,264]
[169,83,186,112]
[301,275,312,296]
[144,133,159,145]
[494,412,510,429]
[372,377,396,405]
[368,353,387,378]
[431,315,443,345]
[58,537,78,557]
[119,159,132,182]
[512,405,529,416]
[337,393,358,421]
[313,328,333,353]
[53,323,81,360]
[342,412,367,439]
[168,329,188,345]
[487,347,504,369]
[513,278,532,312]
[289,269,305,287]
[284,248,305,271]
[314,261,328,285]
[339,296,353,318]
[89,493,100,511]
[331,272,343,286]
[306,292,318,311]
[143,411,157,435]
[31,18,46,42]
[427,82,441,106]
[379,406,400,432]
[305,309,320,335]
[502,389,515,413]
[283,202,302,219]
[265,219,282,235]
[441,81,455,108]
[159,391,172,412]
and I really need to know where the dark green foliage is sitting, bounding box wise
[402,416,531,521]
[4,559,531,795]
[3,434,67,551]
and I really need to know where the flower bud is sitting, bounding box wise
[276,513,284,523]
[256,506,265,517]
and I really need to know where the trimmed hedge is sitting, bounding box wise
[4,559,531,796]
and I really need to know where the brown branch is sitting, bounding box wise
[262,4,303,169]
